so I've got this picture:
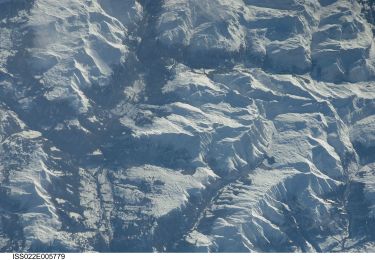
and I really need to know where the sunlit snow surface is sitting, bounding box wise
[1,0,375,252]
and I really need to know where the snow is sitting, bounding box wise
[1,0,375,253]
[26,0,142,113]
[119,165,204,218]
[350,115,375,148]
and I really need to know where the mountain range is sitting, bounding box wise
[1,0,375,252]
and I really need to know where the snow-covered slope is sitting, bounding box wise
[1,0,375,252]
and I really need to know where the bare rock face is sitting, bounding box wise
[1,0,375,252]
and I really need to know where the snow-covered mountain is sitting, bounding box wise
[1,0,375,252]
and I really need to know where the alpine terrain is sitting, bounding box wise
[1,0,375,252]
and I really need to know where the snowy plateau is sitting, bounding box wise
[1,0,375,253]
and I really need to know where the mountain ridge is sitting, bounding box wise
[1,0,375,252]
